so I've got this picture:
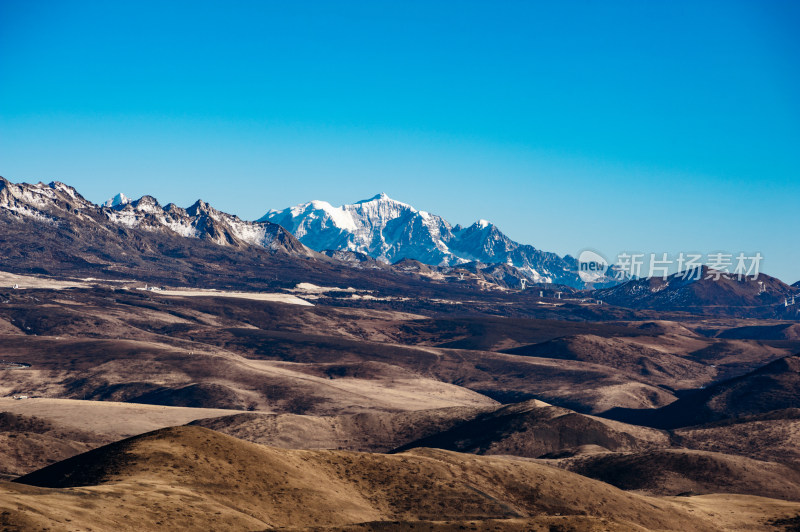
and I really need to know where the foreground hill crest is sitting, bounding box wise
[7,425,718,531]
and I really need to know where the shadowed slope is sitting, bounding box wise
[0,412,108,480]
[605,354,800,429]
[191,405,494,452]
[674,409,800,466]
[557,448,800,501]
[392,399,666,458]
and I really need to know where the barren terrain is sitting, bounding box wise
[1,276,800,530]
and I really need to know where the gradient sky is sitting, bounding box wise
[1,1,798,282]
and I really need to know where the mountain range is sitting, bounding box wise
[0,176,595,310]
[0,177,305,253]
[0,177,582,288]
[1,176,797,318]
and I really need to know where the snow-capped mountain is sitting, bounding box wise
[261,193,580,286]
[0,177,307,254]
[261,193,452,265]
[103,192,131,208]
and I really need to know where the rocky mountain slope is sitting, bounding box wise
[0,177,307,253]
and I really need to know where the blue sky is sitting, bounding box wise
[1,1,799,282]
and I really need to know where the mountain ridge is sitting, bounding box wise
[0,176,307,255]
[594,265,798,318]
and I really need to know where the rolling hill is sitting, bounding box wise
[3,425,726,530]
[391,399,665,458]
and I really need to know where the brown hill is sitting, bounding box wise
[128,382,251,409]
[504,334,714,389]
[557,448,800,501]
[0,412,108,480]
[191,405,493,452]
[392,399,666,458]
[674,408,800,466]
[6,425,721,530]
[686,338,790,381]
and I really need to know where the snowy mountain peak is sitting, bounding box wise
[103,193,131,208]
[357,192,392,203]
[476,219,491,229]
[133,195,160,207]
[186,199,219,218]
[308,199,336,210]
[353,192,415,210]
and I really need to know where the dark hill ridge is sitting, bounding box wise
[717,322,800,341]
[191,400,668,456]
[605,354,800,429]
[0,412,109,480]
[557,448,800,500]
[595,266,796,318]
[190,406,494,452]
[672,409,800,467]
[391,399,662,458]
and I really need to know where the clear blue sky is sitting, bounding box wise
[1,1,799,282]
